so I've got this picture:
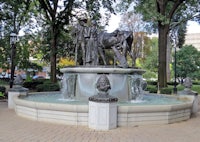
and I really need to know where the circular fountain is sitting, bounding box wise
[12,20,196,128]
[13,66,195,127]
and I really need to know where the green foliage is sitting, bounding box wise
[0,92,5,97]
[167,81,179,86]
[177,22,187,48]
[174,45,200,80]
[0,86,6,94]
[36,0,116,82]
[25,74,32,82]
[23,79,60,92]
[117,0,199,88]
[141,37,158,73]
[0,1,42,73]
[176,85,184,91]
[188,70,200,80]
[0,79,9,85]
[147,80,157,86]
[23,80,44,90]
[143,70,157,81]
[36,82,60,92]
[160,87,173,95]
[0,37,10,70]
[193,81,200,85]
[192,85,200,94]
[146,85,157,93]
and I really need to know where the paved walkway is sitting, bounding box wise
[1,101,200,142]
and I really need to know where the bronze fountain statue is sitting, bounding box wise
[72,18,134,68]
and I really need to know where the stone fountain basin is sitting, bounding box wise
[13,93,194,127]
[60,67,146,101]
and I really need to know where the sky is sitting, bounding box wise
[19,13,200,36]
[187,21,200,33]
[106,14,200,34]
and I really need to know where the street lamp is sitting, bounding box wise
[10,32,17,88]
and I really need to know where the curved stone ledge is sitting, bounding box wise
[14,95,88,113]
[13,94,194,127]
[118,103,193,113]
[60,67,145,74]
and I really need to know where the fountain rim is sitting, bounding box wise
[13,93,194,127]
[60,66,145,74]
[13,93,194,113]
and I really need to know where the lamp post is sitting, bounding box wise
[7,58,11,78]
[10,32,17,88]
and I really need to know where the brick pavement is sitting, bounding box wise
[1,101,200,142]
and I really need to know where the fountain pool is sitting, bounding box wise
[13,91,194,127]
[11,67,196,127]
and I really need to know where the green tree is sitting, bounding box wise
[175,45,200,81]
[140,37,158,80]
[116,0,199,88]
[142,37,158,76]
[36,0,116,83]
[0,0,37,74]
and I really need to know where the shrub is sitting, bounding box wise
[36,82,60,92]
[193,81,200,85]
[177,85,184,91]
[0,86,6,94]
[160,87,173,94]
[146,85,157,93]
[147,81,157,86]
[167,81,179,86]
[0,78,10,84]
[23,80,44,90]
[192,85,200,94]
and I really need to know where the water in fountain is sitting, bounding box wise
[129,75,147,103]
[61,73,76,100]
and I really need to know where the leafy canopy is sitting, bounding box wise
[175,45,200,80]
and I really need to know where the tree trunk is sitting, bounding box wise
[50,26,57,83]
[158,24,169,88]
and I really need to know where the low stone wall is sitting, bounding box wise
[13,95,194,127]
[14,95,88,126]
[117,104,191,126]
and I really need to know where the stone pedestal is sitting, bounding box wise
[89,101,117,130]
[178,88,198,116]
[8,85,29,109]
[88,74,118,130]
[192,94,199,116]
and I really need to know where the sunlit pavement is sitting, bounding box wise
[1,101,200,142]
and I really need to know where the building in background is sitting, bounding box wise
[185,33,200,51]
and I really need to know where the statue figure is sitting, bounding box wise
[85,20,99,65]
[97,30,133,68]
[72,18,133,68]
[96,74,111,94]
[89,74,118,103]
[178,77,198,96]
[73,17,88,65]
[183,77,192,89]
[14,74,24,86]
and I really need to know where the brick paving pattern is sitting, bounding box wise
[1,101,200,142]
